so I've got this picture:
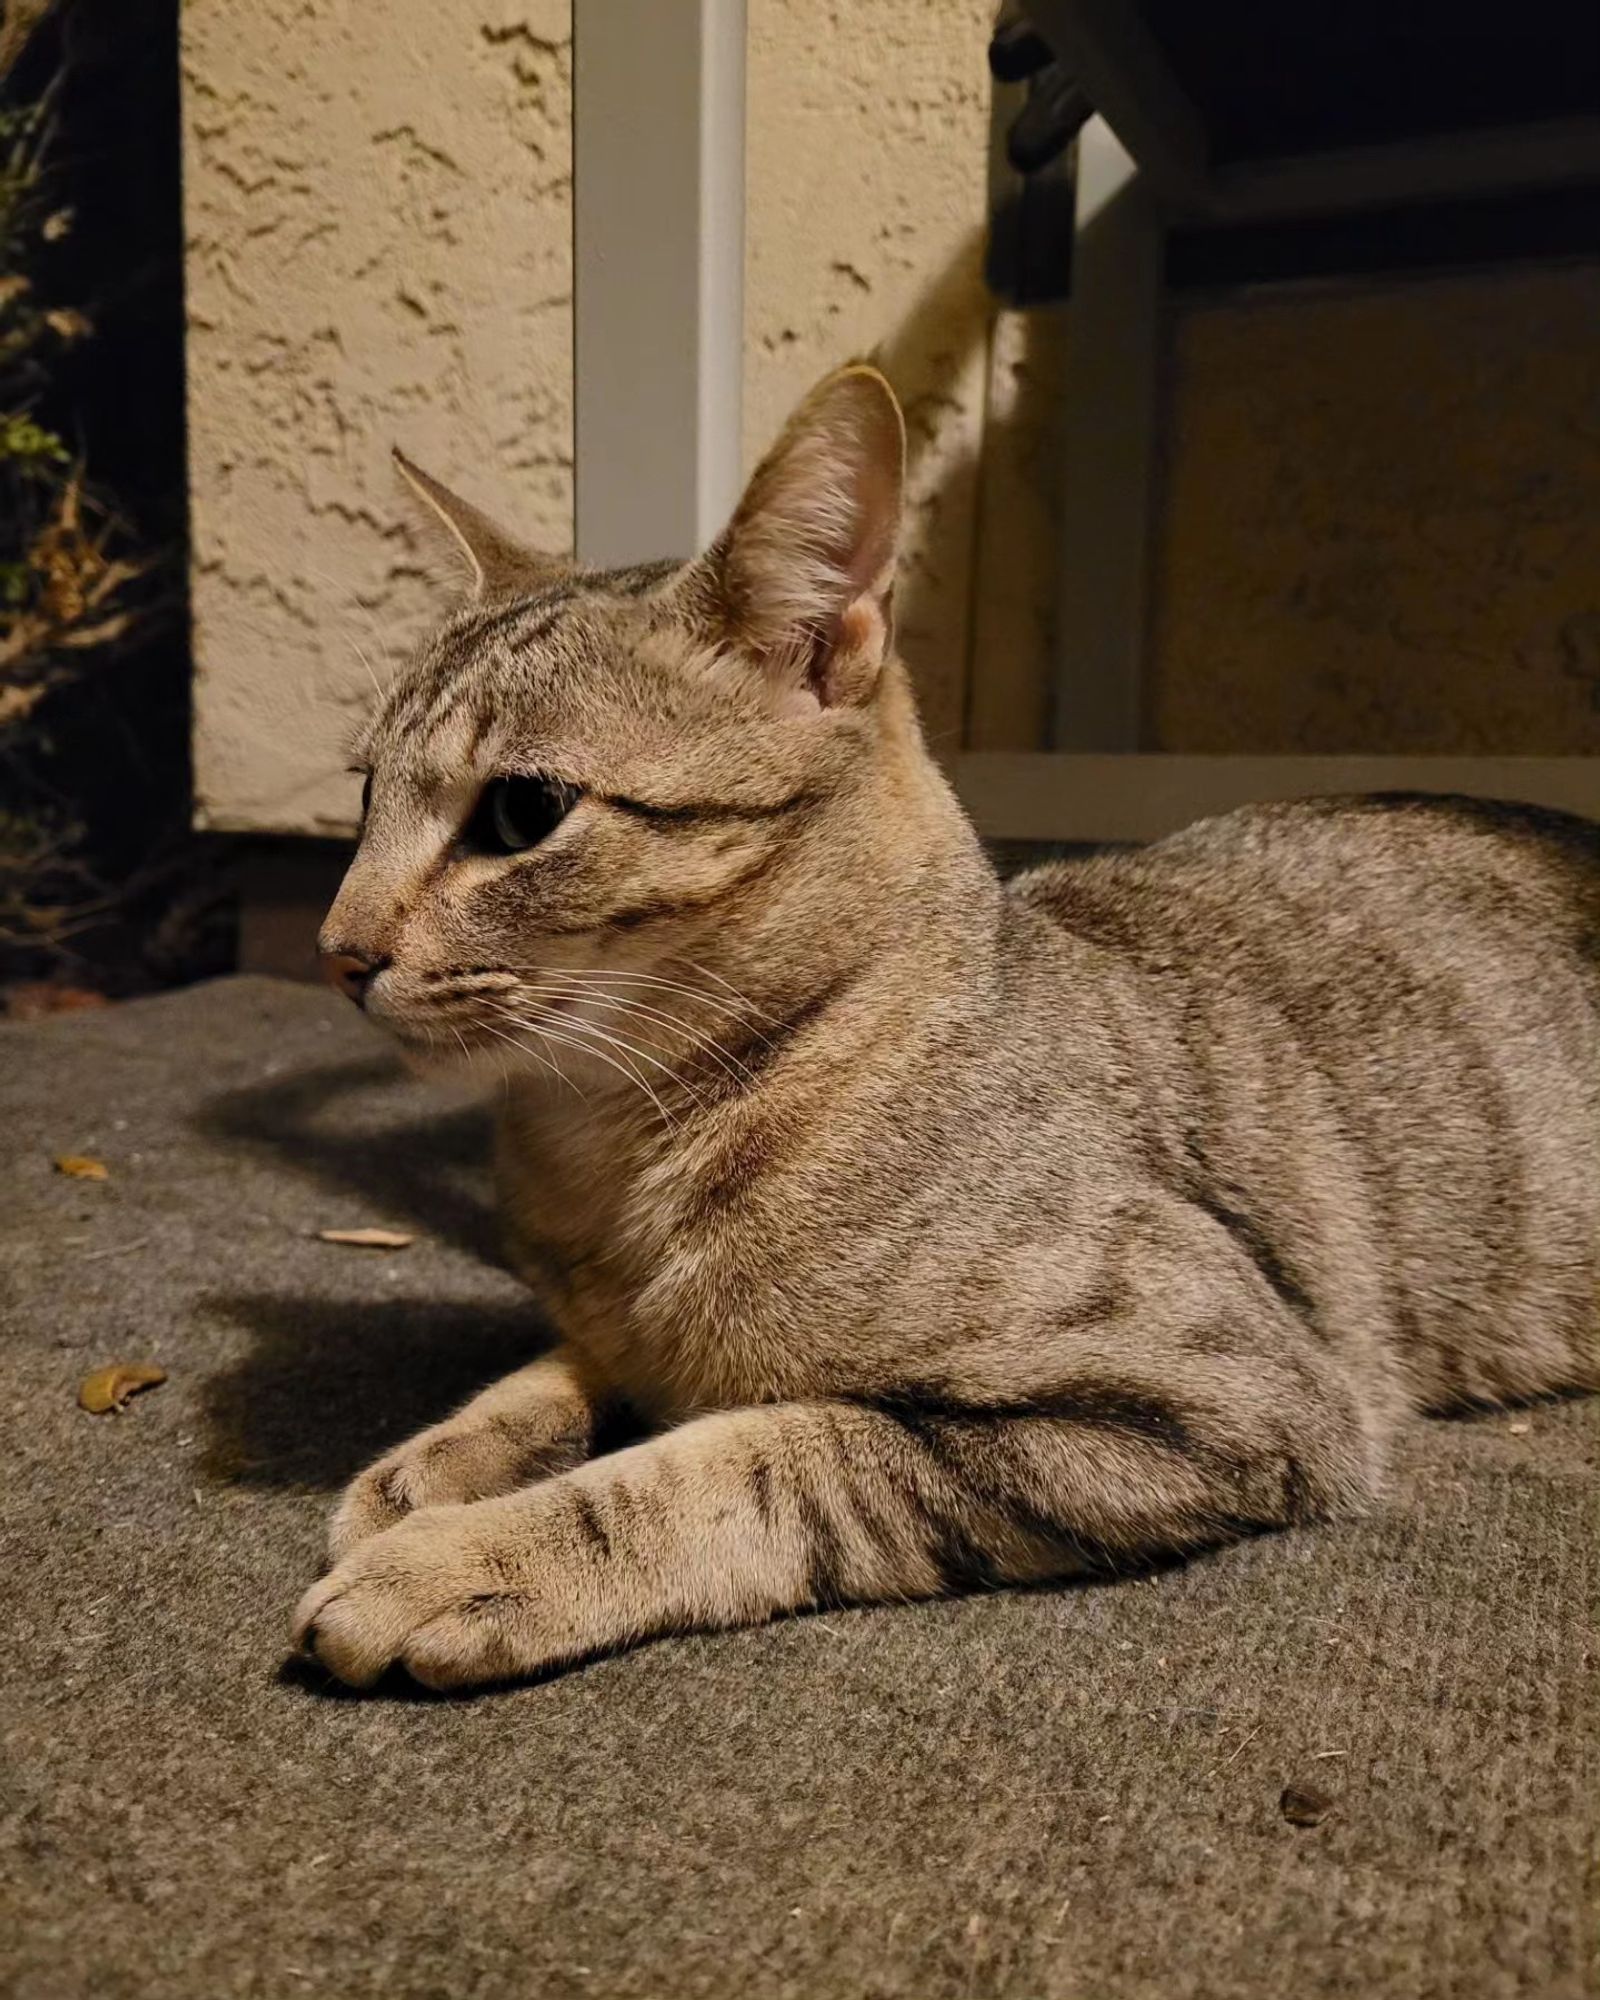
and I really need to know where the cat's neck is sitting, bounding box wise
[731,663,1000,1021]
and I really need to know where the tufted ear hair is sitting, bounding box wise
[392,450,569,600]
[700,364,905,711]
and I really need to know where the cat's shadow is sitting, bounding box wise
[192,1051,502,1263]
[192,1050,550,1491]
[197,1288,551,1492]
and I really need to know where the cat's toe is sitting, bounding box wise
[326,1470,409,1562]
[291,1570,390,1687]
[327,1427,537,1561]
[292,1504,507,1692]
[399,1602,525,1691]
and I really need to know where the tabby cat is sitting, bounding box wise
[295,365,1600,1690]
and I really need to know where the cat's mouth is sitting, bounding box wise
[362,969,587,1067]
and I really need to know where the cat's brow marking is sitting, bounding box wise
[604,791,818,825]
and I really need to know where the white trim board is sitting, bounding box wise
[955,754,1600,844]
[572,0,746,567]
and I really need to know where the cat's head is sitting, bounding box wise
[319,365,950,1083]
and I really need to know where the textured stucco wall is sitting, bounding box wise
[184,0,574,835]
[1148,264,1600,755]
[185,0,999,835]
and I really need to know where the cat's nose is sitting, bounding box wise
[319,950,386,1008]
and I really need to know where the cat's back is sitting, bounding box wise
[1016,791,1600,980]
[1010,792,1600,1411]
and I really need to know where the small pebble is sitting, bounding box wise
[1280,1783,1335,1828]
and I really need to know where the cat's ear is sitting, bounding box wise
[708,364,904,710]
[392,450,566,600]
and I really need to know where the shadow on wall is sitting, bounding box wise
[865,223,1068,758]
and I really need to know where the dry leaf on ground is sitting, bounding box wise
[54,1154,109,1180]
[316,1227,413,1250]
[78,1363,167,1414]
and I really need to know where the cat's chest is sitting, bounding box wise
[494,1092,832,1416]
[496,1103,643,1324]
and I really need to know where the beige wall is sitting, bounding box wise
[1148,263,1600,756]
[185,0,1002,836]
[184,9,1600,838]
[183,0,575,836]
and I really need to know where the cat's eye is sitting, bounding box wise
[463,774,581,856]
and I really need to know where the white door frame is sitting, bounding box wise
[572,0,746,568]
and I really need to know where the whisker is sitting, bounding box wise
[516,1003,703,1097]
[490,1002,681,1129]
[530,979,759,1088]
[514,1015,590,1104]
[477,1016,576,1094]
[499,962,768,1031]
[524,993,691,1069]
[508,1008,686,1118]
[347,639,386,710]
[666,954,780,1025]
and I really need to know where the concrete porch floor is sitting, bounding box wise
[2,976,1594,1999]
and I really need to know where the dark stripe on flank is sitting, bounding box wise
[1184,1182,1318,1330]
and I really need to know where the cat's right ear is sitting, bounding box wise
[698,364,905,713]
[392,451,566,601]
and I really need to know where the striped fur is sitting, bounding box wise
[295,371,1600,1690]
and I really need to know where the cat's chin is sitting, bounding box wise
[385,1020,550,1089]
[376,1018,487,1077]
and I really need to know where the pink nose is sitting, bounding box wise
[319,950,381,1007]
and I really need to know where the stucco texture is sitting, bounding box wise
[1147,264,1600,756]
[184,1,574,836]
[184,0,1001,835]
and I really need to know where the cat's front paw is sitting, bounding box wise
[329,1420,550,1561]
[293,1499,553,1692]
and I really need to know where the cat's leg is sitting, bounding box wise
[327,1347,603,1559]
[294,1354,1369,1689]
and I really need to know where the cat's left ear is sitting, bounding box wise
[392,450,567,600]
[703,364,905,711]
